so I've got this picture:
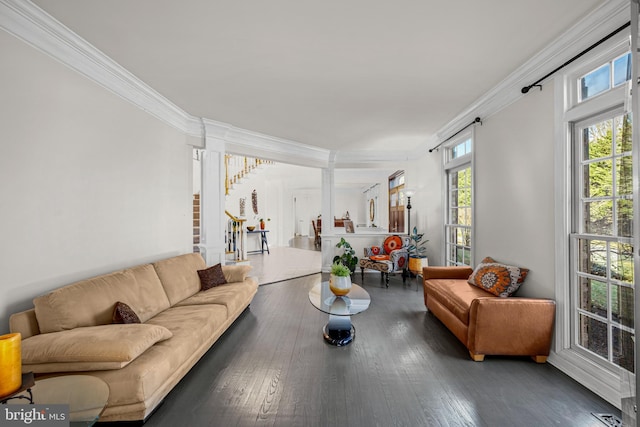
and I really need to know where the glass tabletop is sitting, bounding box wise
[308,281,370,316]
[6,375,109,427]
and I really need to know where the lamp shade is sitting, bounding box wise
[0,332,22,398]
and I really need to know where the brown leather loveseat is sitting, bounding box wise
[422,264,555,362]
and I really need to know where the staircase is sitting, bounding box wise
[225,155,274,196]
[225,211,247,264]
[193,154,273,259]
[193,194,200,253]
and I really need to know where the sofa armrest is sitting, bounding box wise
[221,264,252,283]
[468,297,556,360]
[363,246,382,258]
[389,248,408,271]
[423,266,473,280]
[10,309,40,339]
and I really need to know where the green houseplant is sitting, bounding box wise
[333,237,358,275]
[330,262,351,277]
[408,226,429,273]
[329,262,352,296]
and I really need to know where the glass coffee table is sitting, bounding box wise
[308,281,370,346]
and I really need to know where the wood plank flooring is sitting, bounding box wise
[143,273,620,427]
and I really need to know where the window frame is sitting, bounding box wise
[570,108,635,373]
[553,30,633,404]
[443,131,474,267]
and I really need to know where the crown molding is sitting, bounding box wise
[425,0,629,154]
[0,0,202,137]
[202,118,331,168]
[2,0,630,164]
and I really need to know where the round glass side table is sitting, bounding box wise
[308,281,371,346]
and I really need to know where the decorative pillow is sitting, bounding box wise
[112,301,141,324]
[198,263,227,290]
[383,235,403,254]
[21,324,173,372]
[468,257,529,297]
[370,246,382,255]
[396,255,407,269]
[370,255,390,261]
[222,265,252,283]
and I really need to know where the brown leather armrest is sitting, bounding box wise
[468,298,556,357]
[422,266,473,280]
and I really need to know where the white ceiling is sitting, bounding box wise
[32,0,604,153]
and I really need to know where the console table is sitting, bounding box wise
[247,229,270,254]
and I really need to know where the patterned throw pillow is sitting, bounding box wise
[396,255,407,269]
[197,263,227,290]
[467,257,529,297]
[383,235,403,254]
[371,246,381,255]
[112,301,141,324]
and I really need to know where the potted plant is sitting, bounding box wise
[258,217,270,230]
[329,262,352,296]
[408,226,429,273]
[333,237,358,275]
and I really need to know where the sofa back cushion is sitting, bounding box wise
[153,253,206,306]
[34,264,170,333]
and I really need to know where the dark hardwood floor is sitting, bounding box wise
[143,273,620,427]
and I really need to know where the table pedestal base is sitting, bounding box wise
[323,314,355,346]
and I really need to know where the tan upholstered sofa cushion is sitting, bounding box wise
[21,324,172,373]
[153,253,206,306]
[221,265,252,283]
[175,278,259,315]
[34,264,171,333]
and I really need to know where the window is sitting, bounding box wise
[444,136,473,266]
[555,29,633,404]
[579,52,630,102]
[388,171,405,233]
[572,111,634,372]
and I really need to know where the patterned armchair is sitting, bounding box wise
[359,235,410,287]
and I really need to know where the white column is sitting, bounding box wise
[321,154,336,272]
[199,135,227,266]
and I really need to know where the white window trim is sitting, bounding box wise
[552,30,630,408]
[442,130,475,267]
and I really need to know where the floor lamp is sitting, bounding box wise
[405,189,415,235]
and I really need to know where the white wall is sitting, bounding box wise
[474,85,555,299]
[335,188,364,225]
[224,162,322,248]
[0,31,193,333]
[406,152,444,266]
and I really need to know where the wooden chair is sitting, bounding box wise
[312,220,321,247]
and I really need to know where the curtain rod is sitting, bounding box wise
[521,21,630,94]
[428,117,481,153]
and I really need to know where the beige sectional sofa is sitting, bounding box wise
[9,253,258,423]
